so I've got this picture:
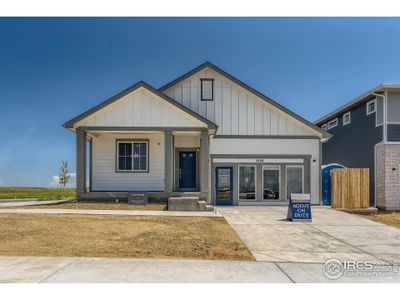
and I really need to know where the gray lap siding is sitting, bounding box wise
[320,102,383,206]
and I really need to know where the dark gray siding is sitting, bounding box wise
[319,101,383,206]
[387,124,400,142]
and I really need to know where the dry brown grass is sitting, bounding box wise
[363,211,400,229]
[0,202,167,211]
[0,214,253,261]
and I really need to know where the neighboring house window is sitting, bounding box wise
[321,124,327,131]
[117,141,148,172]
[327,118,338,130]
[366,99,376,115]
[200,78,214,101]
[343,112,351,125]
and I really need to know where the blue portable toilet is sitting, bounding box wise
[322,163,346,206]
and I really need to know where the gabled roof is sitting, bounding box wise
[63,81,218,130]
[314,83,400,125]
[159,61,331,139]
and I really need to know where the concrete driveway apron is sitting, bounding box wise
[217,206,400,264]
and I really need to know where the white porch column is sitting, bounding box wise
[164,130,174,193]
[76,129,87,194]
[200,130,210,193]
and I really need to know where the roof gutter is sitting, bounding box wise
[314,84,385,125]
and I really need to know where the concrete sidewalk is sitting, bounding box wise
[0,208,222,217]
[0,199,70,207]
[1,256,399,283]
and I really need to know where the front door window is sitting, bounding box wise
[215,167,233,205]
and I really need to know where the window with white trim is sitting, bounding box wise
[327,118,338,130]
[286,165,304,200]
[263,166,280,200]
[343,112,351,125]
[117,141,148,172]
[200,78,214,101]
[238,165,256,200]
[367,100,376,115]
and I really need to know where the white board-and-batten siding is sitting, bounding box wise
[164,67,316,136]
[91,133,165,191]
[74,88,206,129]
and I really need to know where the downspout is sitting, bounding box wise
[372,91,386,142]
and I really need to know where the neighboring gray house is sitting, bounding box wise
[315,84,400,210]
[64,62,330,205]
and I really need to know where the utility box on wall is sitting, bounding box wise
[128,192,148,205]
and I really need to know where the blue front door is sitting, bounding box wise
[215,167,233,205]
[179,151,196,189]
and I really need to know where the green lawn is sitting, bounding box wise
[0,187,76,200]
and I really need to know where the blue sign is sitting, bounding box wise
[287,194,312,222]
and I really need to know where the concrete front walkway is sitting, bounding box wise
[217,206,400,264]
[0,208,221,217]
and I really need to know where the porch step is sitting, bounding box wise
[205,205,215,212]
[168,197,214,212]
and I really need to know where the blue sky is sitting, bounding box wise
[1,17,400,187]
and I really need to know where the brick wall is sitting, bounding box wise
[375,144,386,208]
[376,144,400,210]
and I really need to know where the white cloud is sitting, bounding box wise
[0,179,6,187]
[50,173,76,187]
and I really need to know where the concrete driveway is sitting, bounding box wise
[217,206,400,264]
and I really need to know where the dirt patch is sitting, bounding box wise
[362,211,400,229]
[0,202,167,211]
[0,214,253,261]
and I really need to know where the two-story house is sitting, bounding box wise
[315,84,400,210]
[64,62,330,206]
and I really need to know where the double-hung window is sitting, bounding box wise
[117,141,148,172]
[367,100,376,115]
[343,112,351,125]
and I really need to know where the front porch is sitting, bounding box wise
[75,127,211,201]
